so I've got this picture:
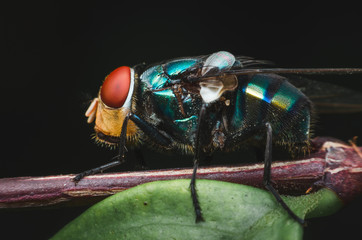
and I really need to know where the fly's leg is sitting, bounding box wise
[190,103,207,223]
[129,113,173,147]
[72,114,131,183]
[264,122,305,225]
[73,112,173,183]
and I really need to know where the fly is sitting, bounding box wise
[74,51,362,225]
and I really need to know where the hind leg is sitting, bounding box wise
[263,122,305,225]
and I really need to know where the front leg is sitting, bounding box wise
[73,112,174,183]
[73,113,131,182]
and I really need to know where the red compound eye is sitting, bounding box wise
[100,66,131,108]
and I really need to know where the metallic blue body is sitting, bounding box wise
[139,58,202,145]
[136,54,311,152]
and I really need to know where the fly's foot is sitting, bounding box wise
[71,156,124,185]
[72,170,92,184]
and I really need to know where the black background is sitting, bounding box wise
[1,2,362,239]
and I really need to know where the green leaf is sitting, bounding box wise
[52,180,342,240]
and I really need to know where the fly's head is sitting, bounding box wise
[85,66,139,147]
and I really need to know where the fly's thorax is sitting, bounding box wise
[137,59,203,146]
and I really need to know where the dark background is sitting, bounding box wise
[1,2,362,239]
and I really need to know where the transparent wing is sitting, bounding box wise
[160,54,362,114]
[287,76,362,114]
[224,67,362,75]
[235,56,275,68]
[200,67,362,114]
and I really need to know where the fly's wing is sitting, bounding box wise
[235,56,275,68]
[168,52,362,113]
[219,67,362,114]
[287,76,362,114]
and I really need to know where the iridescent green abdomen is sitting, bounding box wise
[229,74,311,146]
[136,56,311,152]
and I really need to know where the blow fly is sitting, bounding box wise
[75,51,362,225]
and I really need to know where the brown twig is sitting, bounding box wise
[0,137,361,209]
